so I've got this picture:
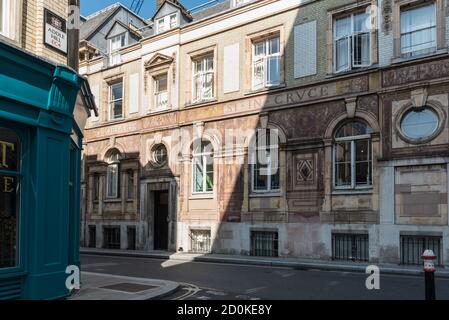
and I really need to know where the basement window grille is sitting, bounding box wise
[127,226,136,250]
[190,229,211,254]
[332,233,369,262]
[400,235,442,266]
[88,225,96,248]
[103,226,121,249]
[250,231,279,257]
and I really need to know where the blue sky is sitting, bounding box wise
[81,0,209,19]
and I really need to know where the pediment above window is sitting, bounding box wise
[145,53,173,69]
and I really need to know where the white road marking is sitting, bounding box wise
[205,290,227,296]
[174,282,201,300]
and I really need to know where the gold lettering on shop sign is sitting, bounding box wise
[0,140,14,169]
[3,176,14,193]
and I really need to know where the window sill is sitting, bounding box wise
[147,108,172,115]
[108,117,125,122]
[104,198,122,203]
[189,193,214,200]
[249,192,282,198]
[391,49,448,65]
[325,65,378,79]
[184,99,218,108]
[244,83,286,96]
[332,188,373,195]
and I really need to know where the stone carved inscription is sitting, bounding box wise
[224,77,368,115]
[143,112,178,129]
[85,121,140,140]
[383,59,449,87]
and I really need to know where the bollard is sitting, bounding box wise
[422,249,436,300]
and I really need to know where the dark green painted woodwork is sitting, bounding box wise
[0,41,86,300]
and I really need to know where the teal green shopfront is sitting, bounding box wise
[0,41,94,299]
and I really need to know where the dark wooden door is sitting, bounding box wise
[154,191,169,250]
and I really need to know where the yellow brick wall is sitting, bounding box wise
[21,0,69,65]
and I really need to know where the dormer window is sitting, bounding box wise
[169,14,177,29]
[108,33,127,66]
[157,18,166,33]
[233,0,251,7]
[156,13,178,34]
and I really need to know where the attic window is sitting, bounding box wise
[156,13,178,34]
[233,0,251,7]
[169,14,177,29]
[108,33,127,66]
[157,17,166,33]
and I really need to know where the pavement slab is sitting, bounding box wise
[69,272,179,300]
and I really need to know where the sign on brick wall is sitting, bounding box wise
[44,9,67,55]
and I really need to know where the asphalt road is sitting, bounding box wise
[80,254,449,300]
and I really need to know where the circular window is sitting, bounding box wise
[400,107,439,140]
[152,144,168,166]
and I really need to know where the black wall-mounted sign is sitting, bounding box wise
[44,9,67,55]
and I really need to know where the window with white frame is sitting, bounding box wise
[252,36,281,90]
[333,11,371,72]
[109,81,123,120]
[192,54,214,103]
[108,33,127,66]
[400,3,436,57]
[157,18,166,33]
[169,14,177,29]
[251,129,280,192]
[157,13,178,34]
[333,121,373,189]
[154,73,168,110]
[106,150,121,199]
[192,140,214,193]
[233,0,251,7]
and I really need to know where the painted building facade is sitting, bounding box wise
[80,0,449,266]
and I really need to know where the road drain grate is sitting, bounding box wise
[101,283,157,293]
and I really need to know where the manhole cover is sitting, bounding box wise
[101,283,157,293]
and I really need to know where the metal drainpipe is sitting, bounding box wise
[67,0,80,71]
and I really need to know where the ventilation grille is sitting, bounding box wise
[0,277,22,300]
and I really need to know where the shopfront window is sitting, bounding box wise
[0,127,20,269]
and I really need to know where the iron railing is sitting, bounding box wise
[400,235,442,266]
[127,227,136,250]
[190,229,211,254]
[250,231,279,257]
[88,225,96,248]
[103,226,120,249]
